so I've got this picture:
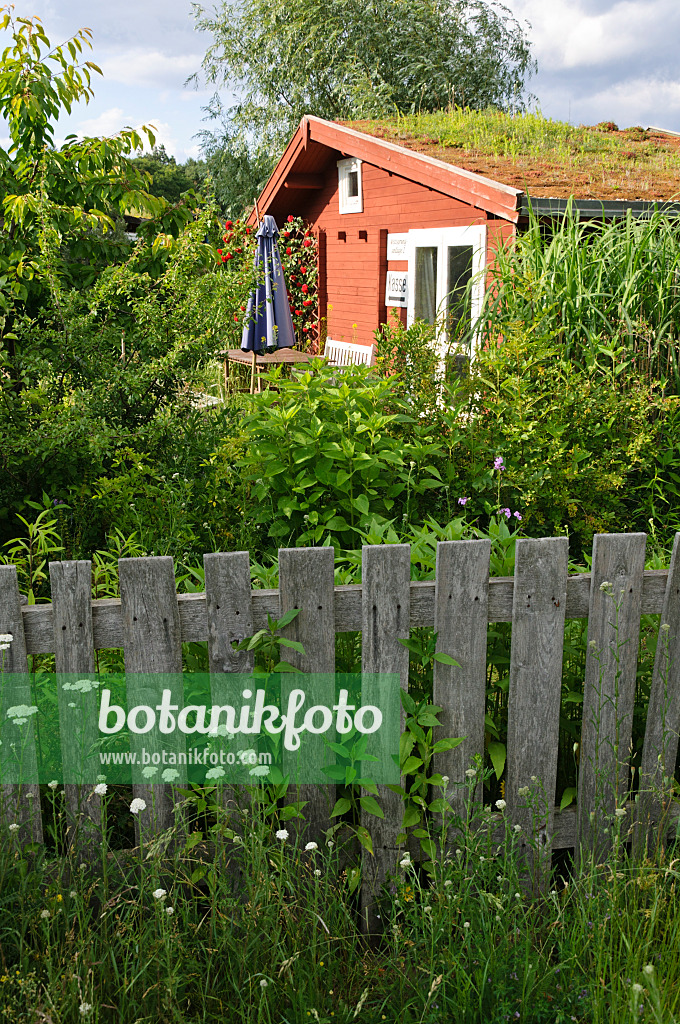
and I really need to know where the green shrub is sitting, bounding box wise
[231,361,453,551]
[454,328,676,557]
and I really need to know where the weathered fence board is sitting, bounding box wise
[119,557,184,846]
[50,560,101,862]
[2,533,679,907]
[576,533,647,863]
[279,546,336,842]
[0,565,42,844]
[433,539,491,823]
[360,543,410,935]
[17,569,672,654]
[204,552,254,675]
[203,551,255,831]
[635,531,680,856]
[506,538,569,891]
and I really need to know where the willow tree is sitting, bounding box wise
[191,0,536,210]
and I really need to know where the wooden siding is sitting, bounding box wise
[252,117,524,350]
[301,160,500,347]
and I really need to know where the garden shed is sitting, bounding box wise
[248,115,680,354]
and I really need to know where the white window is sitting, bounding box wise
[406,225,486,361]
[337,157,363,214]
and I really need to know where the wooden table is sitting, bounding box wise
[221,347,316,394]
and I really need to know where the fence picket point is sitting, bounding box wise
[635,531,680,856]
[433,539,491,830]
[359,543,410,935]
[576,533,646,866]
[119,557,184,848]
[0,565,43,844]
[204,551,254,825]
[279,547,336,844]
[50,560,101,864]
[506,537,569,892]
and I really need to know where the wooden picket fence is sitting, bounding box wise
[1,532,680,930]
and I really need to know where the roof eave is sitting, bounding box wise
[250,115,523,224]
[520,196,680,219]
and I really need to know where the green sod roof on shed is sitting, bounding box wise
[340,110,680,204]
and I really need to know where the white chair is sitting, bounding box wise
[323,338,376,367]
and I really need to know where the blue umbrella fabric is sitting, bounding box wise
[241,215,296,353]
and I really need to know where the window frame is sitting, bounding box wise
[337,157,363,214]
[406,224,487,359]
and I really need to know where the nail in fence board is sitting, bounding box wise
[50,560,101,862]
[635,532,680,856]
[505,538,569,891]
[576,533,646,863]
[433,540,491,824]
[0,565,43,843]
[360,543,410,935]
[279,547,336,842]
[204,553,254,675]
[119,557,184,845]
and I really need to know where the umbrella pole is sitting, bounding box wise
[250,349,257,395]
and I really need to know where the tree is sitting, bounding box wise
[191,0,536,210]
[0,7,196,374]
[131,145,205,204]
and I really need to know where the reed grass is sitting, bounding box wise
[463,203,680,391]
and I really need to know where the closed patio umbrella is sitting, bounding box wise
[241,215,296,353]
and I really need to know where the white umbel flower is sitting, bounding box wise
[275,829,289,841]
[129,798,146,815]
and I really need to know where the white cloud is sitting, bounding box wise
[507,0,680,71]
[99,50,204,90]
[179,143,202,160]
[74,107,128,137]
[579,76,680,124]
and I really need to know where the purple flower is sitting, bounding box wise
[513,511,522,521]
[457,497,469,506]
[500,508,511,519]
[494,456,505,471]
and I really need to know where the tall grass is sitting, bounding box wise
[383,108,680,185]
[2,778,680,1022]
[466,203,680,391]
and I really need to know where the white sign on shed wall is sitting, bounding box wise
[387,234,408,260]
[385,271,409,307]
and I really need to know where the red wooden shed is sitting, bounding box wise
[248,115,680,355]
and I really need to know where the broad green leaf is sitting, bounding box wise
[487,741,506,780]
[275,607,302,629]
[560,786,577,811]
[401,805,421,828]
[330,797,352,818]
[356,826,373,856]
[400,690,417,715]
[352,494,370,515]
[359,795,384,819]
[433,652,460,666]
[431,737,465,754]
[419,838,437,860]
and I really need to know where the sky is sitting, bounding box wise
[3,0,680,162]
